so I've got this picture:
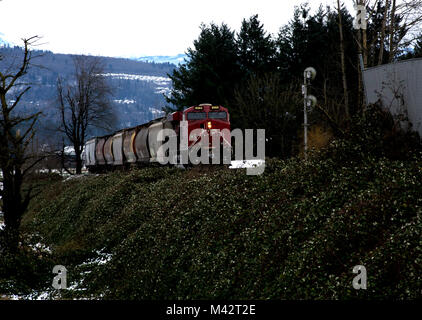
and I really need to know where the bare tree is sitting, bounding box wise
[353,0,379,68]
[388,0,397,62]
[356,0,422,66]
[387,0,422,62]
[378,0,390,65]
[56,55,115,174]
[0,37,42,253]
[337,0,350,120]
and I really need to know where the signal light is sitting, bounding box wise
[207,121,212,129]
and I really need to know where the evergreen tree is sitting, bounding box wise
[237,14,277,77]
[277,4,311,81]
[413,33,422,58]
[277,4,359,124]
[166,23,241,110]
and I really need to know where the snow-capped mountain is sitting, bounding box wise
[135,54,187,65]
[0,33,12,47]
[0,45,176,140]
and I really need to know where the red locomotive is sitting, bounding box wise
[83,104,231,172]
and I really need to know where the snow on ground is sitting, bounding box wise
[37,168,63,174]
[102,73,171,86]
[81,249,113,266]
[28,242,52,254]
[2,291,55,301]
[1,249,112,300]
[64,173,92,182]
[102,73,171,95]
[155,87,171,95]
[114,99,136,104]
[229,160,265,169]
[149,107,165,116]
[67,277,88,292]
[66,249,113,296]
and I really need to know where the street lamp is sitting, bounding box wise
[302,67,317,160]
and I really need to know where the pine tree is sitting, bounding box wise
[413,34,422,58]
[277,5,359,125]
[276,4,311,81]
[166,23,241,109]
[237,14,277,77]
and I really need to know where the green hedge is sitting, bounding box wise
[17,154,421,299]
[13,104,422,299]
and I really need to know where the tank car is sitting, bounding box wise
[83,104,231,172]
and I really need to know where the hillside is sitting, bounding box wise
[0,105,421,300]
[0,157,418,299]
[0,45,175,139]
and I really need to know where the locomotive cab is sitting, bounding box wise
[184,103,231,163]
[184,104,230,133]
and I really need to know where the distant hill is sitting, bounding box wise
[134,54,188,65]
[0,45,176,142]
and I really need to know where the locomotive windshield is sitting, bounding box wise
[208,111,227,120]
[187,112,207,120]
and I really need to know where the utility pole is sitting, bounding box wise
[302,67,317,160]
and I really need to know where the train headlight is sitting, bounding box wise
[207,121,212,129]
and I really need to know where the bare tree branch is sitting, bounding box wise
[55,55,115,174]
[0,36,42,252]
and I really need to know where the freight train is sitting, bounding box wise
[83,104,231,172]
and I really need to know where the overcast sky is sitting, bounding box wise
[0,0,356,58]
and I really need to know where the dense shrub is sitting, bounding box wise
[0,248,54,296]
[322,102,422,162]
[7,106,420,299]
[16,151,421,299]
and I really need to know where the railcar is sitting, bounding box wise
[83,104,231,172]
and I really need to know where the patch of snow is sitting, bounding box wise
[81,249,113,266]
[155,87,171,95]
[37,169,62,174]
[29,242,52,254]
[102,73,171,86]
[149,107,165,116]
[64,173,94,182]
[2,289,57,300]
[66,249,113,296]
[67,279,87,292]
[114,99,136,104]
[229,160,265,169]
[36,292,50,300]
